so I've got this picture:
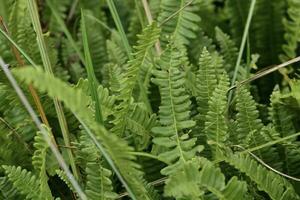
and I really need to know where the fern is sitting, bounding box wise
[280,0,300,61]
[205,73,230,159]
[224,152,299,200]
[110,22,160,136]
[2,166,42,200]
[13,66,158,200]
[158,0,201,45]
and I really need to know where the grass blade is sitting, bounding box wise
[26,0,79,180]
[81,10,103,124]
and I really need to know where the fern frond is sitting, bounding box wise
[205,72,229,158]
[2,165,42,200]
[235,86,263,145]
[158,0,201,45]
[280,0,300,61]
[32,125,53,200]
[110,22,160,136]
[224,152,300,200]
[126,103,157,151]
[0,177,24,200]
[14,67,158,200]
[215,27,238,73]
[195,48,219,130]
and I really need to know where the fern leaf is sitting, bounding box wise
[32,125,53,200]
[205,73,229,158]
[158,0,201,45]
[0,177,24,200]
[2,165,41,200]
[110,22,160,136]
[13,67,158,200]
[280,0,300,61]
[224,152,300,200]
[215,27,238,73]
[195,48,219,130]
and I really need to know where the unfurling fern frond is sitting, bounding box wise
[110,22,160,136]
[205,73,229,159]
[280,0,300,61]
[224,152,300,200]
[158,0,201,46]
[14,67,159,200]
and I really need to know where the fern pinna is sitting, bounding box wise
[1,0,300,199]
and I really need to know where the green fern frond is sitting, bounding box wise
[158,0,201,45]
[126,103,157,151]
[235,86,263,145]
[280,0,300,61]
[32,125,53,200]
[0,177,24,200]
[215,27,238,73]
[195,48,219,130]
[2,165,42,200]
[13,66,158,200]
[110,22,160,136]
[224,152,300,200]
[205,72,229,158]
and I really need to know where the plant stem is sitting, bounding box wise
[27,0,79,180]
[81,10,103,124]
[106,0,132,59]
[228,0,256,104]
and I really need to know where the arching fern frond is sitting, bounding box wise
[224,152,300,200]
[13,66,158,200]
[110,22,160,136]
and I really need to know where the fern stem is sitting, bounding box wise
[141,0,162,55]
[106,0,132,59]
[130,152,168,164]
[0,58,87,200]
[81,10,104,124]
[27,0,79,180]
[228,0,256,104]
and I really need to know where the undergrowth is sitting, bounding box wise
[0,0,300,199]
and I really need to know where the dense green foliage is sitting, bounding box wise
[1,0,300,199]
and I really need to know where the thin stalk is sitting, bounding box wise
[46,0,85,64]
[134,0,146,28]
[27,0,79,180]
[81,10,103,124]
[106,0,132,59]
[0,17,50,128]
[228,0,256,104]
[141,0,162,55]
[0,58,87,200]
[228,56,300,91]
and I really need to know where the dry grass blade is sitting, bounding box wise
[228,56,300,91]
